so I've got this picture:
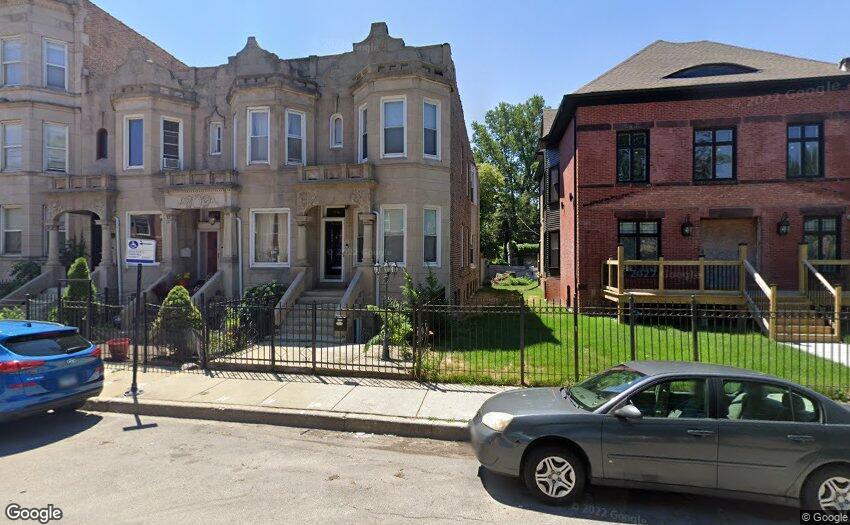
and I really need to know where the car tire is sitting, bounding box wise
[802,465,850,511]
[522,446,586,506]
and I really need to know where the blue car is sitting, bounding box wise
[0,320,103,423]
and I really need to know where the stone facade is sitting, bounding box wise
[0,0,480,305]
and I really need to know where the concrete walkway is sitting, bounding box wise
[86,366,512,441]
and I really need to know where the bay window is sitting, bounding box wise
[43,123,68,172]
[125,116,144,169]
[1,206,22,255]
[285,109,305,165]
[2,123,22,171]
[381,97,405,157]
[423,100,439,158]
[247,108,269,164]
[43,39,67,90]
[381,206,405,264]
[2,38,22,86]
[358,105,368,162]
[161,118,181,170]
[209,122,222,155]
[423,206,440,266]
[251,209,290,266]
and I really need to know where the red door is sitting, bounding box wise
[205,232,218,276]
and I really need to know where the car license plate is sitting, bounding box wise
[59,375,77,388]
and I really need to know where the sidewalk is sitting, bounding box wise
[86,366,513,441]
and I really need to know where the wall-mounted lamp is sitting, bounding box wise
[777,213,790,236]
[680,215,694,237]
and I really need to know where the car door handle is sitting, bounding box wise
[787,434,815,443]
[687,429,715,437]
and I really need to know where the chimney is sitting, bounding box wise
[840,58,850,71]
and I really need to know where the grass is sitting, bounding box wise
[419,284,850,397]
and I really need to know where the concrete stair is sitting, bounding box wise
[279,288,346,344]
[772,294,839,343]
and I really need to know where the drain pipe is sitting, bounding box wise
[236,216,243,298]
[114,216,123,302]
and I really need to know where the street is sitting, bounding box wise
[0,411,799,524]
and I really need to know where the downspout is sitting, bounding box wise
[236,216,243,298]
[114,216,123,302]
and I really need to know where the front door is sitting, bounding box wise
[200,231,218,277]
[701,218,757,288]
[602,377,718,489]
[323,220,343,281]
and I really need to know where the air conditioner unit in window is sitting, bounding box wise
[162,157,181,170]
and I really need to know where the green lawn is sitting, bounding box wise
[419,284,850,397]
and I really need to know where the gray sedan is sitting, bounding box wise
[470,361,850,510]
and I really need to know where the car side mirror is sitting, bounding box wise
[613,404,642,420]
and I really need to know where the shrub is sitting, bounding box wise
[236,281,285,339]
[10,261,40,282]
[150,285,203,360]
[499,276,535,287]
[366,299,413,357]
[62,257,97,301]
[0,306,25,320]
[400,268,445,308]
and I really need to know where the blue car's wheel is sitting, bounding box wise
[522,446,586,506]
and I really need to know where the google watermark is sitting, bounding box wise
[5,503,63,524]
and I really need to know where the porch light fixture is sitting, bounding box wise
[680,215,693,237]
[777,213,791,236]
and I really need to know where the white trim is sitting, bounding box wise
[42,38,67,91]
[422,98,441,160]
[209,121,223,155]
[284,108,306,165]
[358,103,368,163]
[246,107,270,165]
[379,204,407,266]
[1,121,23,172]
[0,205,23,255]
[160,116,183,170]
[329,113,343,149]
[249,207,291,268]
[423,205,441,267]
[320,214,345,282]
[43,121,68,173]
[125,211,163,265]
[1,36,23,87]
[380,95,407,158]
[123,114,144,170]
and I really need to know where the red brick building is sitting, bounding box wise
[541,41,850,307]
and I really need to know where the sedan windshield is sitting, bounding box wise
[569,366,645,410]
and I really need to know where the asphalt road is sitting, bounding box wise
[0,411,799,525]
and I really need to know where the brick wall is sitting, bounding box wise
[559,88,850,304]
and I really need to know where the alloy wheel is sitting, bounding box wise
[534,456,576,499]
[818,476,850,511]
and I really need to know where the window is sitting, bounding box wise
[2,123,22,171]
[1,206,23,254]
[43,39,67,90]
[423,206,440,266]
[209,122,222,155]
[629,378,707,419]
[804,216,839,271]
[548,231,560,275]
[461,227,466,267]
[721,380,820,423]
[161,118,181,170]
[381,206,405,264]
[569,365,646,411]
[381,97,405,157]
[43,123,68,172]
[251,209,290,266]
[694,128,735,180]
[788,124,822,178]
[356,216,365,263]
[330,114,343,149]
[285,110,304,165]
[665,63,757,79]
[358,105,368,162]
[2,38,22,86]
[57,212,67,249]
[127,213,162,262]
[617,130,649,182]
[96,128,108,160]
[423,100,439,158]
[247,108,269,164]
[618,220,660,260]
[470,233,476,267]
[548,165,560,204]
[125,116,143,169]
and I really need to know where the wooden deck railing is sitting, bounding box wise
[800,244,843,339]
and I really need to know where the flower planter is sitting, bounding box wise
[106,337,130,361]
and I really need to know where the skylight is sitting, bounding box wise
[664,63,758,79]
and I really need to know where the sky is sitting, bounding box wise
[95,0,850,132]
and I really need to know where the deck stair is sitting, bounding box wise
[773,294,839,343]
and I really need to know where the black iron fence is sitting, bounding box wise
[7,291,850,395]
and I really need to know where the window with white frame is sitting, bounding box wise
[209,122,222,155]
[251,209,290,266]
[125,116,143,169]
[330,114,343,149]
[161,118,181,170]
[44,123,68,172]
[381,97,405,157]
[247,108,269,164]
[381,206,405,264]
[285,110,304,165]
[43,39,67,90]
[358,105,368,162]
[1,206,23,254]
[2,123,22,171]
[423,100,439,159]
[2,38,22,86]
[127,212,163,262]
[423,206,440,266]
[356,215,365,263]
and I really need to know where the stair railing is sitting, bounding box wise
[803,259,842,339]
[743,260,776,338]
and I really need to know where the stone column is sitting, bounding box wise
[161,209,180,270]
[97,219,114,266]
[220,208,239,298]
[360,212,376,265]
[46,222,61,269]
[295,214,311,268]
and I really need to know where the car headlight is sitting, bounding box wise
[481,411,514,432]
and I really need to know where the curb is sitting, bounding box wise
[84,397,470,442]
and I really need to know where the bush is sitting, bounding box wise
[60,236,87,271]
[10,261,40,282]
[235,281,285,339]
[499,276,535,287]
[150,285,203,360]
[62,257,96,301]
[400,268,445,307]
[0,306,25,320]
[366,299,413,357]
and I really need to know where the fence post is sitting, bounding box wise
[25,294,31,320]
[698,256,706,292]
[768,284,778,340]
[616,244,625,294]
[738,243,748,294]
[311,302,317,373]
[834,286,842,340]
[200,293,208,369]
[411,304,419,380]
[519,297,526,386]
[628,295,637,361]
[798,243,809,295]
[657,257,665,292]
[142,292,149,365]
[572,291,579,383]
[86,280,93,340]
[56,280,63,323]
[270,303,276,370]
[691,295,700,362]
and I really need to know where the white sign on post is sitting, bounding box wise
[126,238,157,265]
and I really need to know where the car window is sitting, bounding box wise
[629,378,707,419]
[2,332,90,357]
[569,366,646,410]
[722,380,795,422]
[790,390,821,423]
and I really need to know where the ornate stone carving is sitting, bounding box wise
[296,190,319,214]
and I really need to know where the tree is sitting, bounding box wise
[151,285,204,360]
[472,95,545,264]
[477,163,506,261]
[62,257,96,302]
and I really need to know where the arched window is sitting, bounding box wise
[330,114,343,148]
[96,128,108,160]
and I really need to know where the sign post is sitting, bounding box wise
[124,263,144,397]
